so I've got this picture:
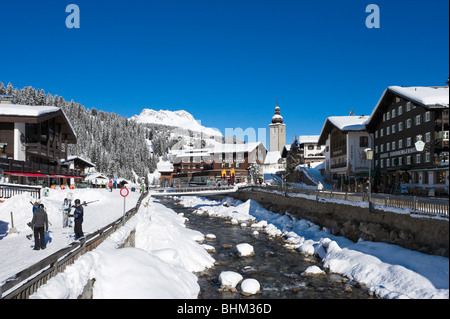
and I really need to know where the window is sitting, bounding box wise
[425,152,430,162]
[360,136,368,147]
[406,118,412,128]
[398,139,403,149]
[398,157,402,166]
[383,113,386,122]
[386,158,390,167]
[375,145,378,153]
[425,132,431,142]
[380,128,384,137]
[425,111,430,122]
[398,122,403,131]
[375,130,378,138]
[392,124,396,134]
[386,126,390,135]
[406,102,412,111]
[380,144,384,152]
[392,109,396,118]
[380,159,384,168]
[407,156,411,165]
[435,171,446,184]
[392,141,396,150]
[386,143,390,151]
[415,154,421,164]
[308,145,314,150]
[386,112,390,121]
[398,105,403,115]
[406,137,411,147]
[415,115,421,126]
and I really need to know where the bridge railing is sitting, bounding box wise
[0,191,148,299]
[150,185,237,194]
[242,185,449,218]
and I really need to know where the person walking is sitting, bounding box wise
[317,181,324,192]
[73,199,84,240]
[31,204,48,250]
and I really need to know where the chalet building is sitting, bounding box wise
[318,115,373,184]
[365,86,449,195]
[165,142,267,185]
[299,135,325,164]
[0,102,80,186]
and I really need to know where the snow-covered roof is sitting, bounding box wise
[0,104,60,117]
[157,161,174,172]
[213,142,266,154]
[366,85,449,129]
[264,151,281,165]
[318,115,369,145]
[299,135,320,144]
[388,86,449,107]
[61,156,96,167]
[85,172,109,180]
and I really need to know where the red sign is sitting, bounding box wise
[120,187,129,197]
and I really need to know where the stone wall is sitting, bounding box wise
[232,190,449,257]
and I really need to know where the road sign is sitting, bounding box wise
[120,187,129,197]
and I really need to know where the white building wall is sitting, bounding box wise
[13,122,26,161]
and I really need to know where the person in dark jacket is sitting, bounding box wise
[73,199,84,240]
[31,204,48,250]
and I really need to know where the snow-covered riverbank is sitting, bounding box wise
[179,196,449,299]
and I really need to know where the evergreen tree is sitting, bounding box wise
[286,136,303,182]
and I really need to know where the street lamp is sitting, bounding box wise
[365,148,374,213]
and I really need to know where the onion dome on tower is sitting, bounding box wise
[271,101,284,124]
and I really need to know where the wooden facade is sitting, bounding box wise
[168,143,267,185]
[0,105,79,186]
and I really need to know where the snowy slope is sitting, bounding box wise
[130,109,222,137]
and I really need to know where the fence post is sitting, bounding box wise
[413,196,417,212]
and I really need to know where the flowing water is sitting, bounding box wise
[156,197,375,299]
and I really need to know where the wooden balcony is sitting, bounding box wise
[0,158,80,177]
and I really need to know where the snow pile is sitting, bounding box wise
[9,195,214,299]
[219,271,243,289]
[302,265,325,276]
[236,243,254,257]
[134,199,214,273]
[179,196,449,299]
[241,278,260,295]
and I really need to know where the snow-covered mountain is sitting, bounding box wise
[130,109,222,137]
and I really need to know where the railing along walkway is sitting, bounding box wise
[243,185,449,218]
[0,191,148,299]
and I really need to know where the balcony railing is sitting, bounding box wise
[0,158,80,177]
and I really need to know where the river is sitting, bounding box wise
[156,197,376,299]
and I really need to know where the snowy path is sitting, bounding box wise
[0,188,141,285]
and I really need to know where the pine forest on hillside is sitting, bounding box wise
[0,81,176,181]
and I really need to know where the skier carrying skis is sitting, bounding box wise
[31,204,48,250]
[73,199,84,240]
[61,198,71,228]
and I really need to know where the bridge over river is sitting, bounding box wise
[149,185,239,197]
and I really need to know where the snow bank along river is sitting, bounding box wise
[161,197,376,299]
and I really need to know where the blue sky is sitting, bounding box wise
[1,0,448,147]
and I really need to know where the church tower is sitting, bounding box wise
[269,101,286,153]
